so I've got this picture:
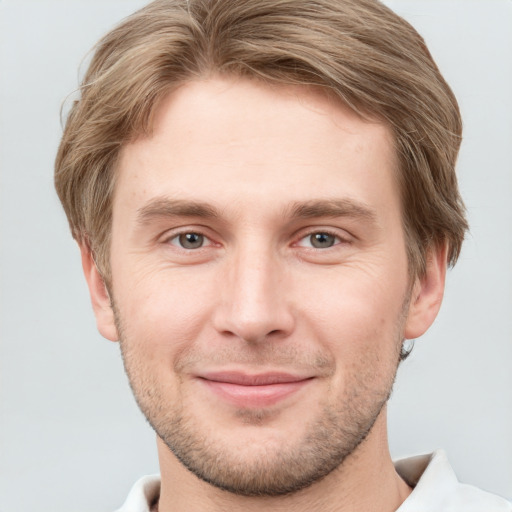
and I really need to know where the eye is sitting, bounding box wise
[298,231,341,249]
[169,232,209,250]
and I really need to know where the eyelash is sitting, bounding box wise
[295,230,346,249]
[166,231,214,250]
[164,229,348,251]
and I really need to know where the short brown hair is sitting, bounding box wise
[55,0,468,281]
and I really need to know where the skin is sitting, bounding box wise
[81,77,447,512]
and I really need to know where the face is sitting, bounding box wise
[89,77,439,496]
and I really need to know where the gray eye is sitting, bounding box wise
[310,232,336,248]
[178,233,204,249]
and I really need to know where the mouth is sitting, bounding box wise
[197,371,314,408]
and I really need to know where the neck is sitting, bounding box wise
[156,408,412,512]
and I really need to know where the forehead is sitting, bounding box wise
[115,77,398,221]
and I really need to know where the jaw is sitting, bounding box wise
[155,405,411,512]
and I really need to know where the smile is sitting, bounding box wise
[197,371,314,408]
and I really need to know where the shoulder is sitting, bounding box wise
[395,450,512,511]
[113,475,161,512]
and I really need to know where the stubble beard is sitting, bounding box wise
[153,373,394,497]
[114,302,407,497]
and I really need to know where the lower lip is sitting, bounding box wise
[200,379,312,408]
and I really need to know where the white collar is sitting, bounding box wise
[115,450,512,511]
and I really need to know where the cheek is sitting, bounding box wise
[113,266,217,357]
[302,264,407,334]
[297,262,408,379]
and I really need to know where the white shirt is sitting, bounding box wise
[115,451,512,511]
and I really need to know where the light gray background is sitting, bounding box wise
[1,1,511,510]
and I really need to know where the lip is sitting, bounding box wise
[197,371,314,408]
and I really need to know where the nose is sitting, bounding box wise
[212,244,295,344]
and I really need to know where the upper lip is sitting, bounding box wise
[198,371,313,386]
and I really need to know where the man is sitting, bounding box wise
[54,0,512,510]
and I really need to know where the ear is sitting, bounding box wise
[404,242,448,339]
[79,243,119,342]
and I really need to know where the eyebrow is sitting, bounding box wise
[286,199,377,223]
[136,197,377,225]
[136,197,221,225]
